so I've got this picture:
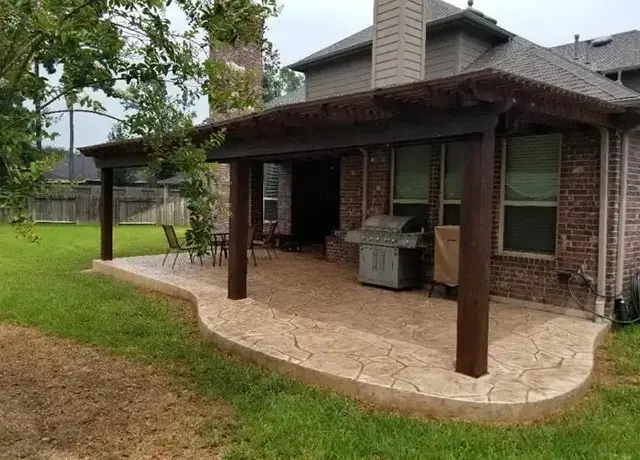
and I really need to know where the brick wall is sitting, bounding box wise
[490,130,599,309]
[324,129,604,310]
[249,162,263,235]
[624,133,640,293]
[326,153,363,264]
[277,161,293,235]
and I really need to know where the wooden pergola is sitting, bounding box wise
[81,68,631,378]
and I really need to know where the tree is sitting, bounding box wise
[0,0,279,242]
[262,48,303,103]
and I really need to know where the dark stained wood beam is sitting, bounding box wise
[228,159,249,300]
[100,167,114,261]
[456,129,495,378]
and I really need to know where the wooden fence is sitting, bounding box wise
[0,185,190,225]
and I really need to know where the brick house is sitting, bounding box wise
[82,0,640,376]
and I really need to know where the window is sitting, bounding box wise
[392,144,432,224]
[501,134,561,255]
[441,141,466,226]
[263,163,279,222]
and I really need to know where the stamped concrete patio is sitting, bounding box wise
[92,251,608,422]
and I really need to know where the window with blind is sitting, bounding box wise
[501,134,561,255]
[263,163,279,222]
[441,141,467,226]
[392,144,432,223]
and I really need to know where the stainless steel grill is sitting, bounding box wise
[345,215,427,289]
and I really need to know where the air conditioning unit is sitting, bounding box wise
[434,226,459,286]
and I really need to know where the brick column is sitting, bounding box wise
[278,161,292,235]
[249,162,263,235]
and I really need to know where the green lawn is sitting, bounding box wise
[1,225,640,460]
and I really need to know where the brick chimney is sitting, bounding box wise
[208,41,263,231]
[372,0,427,88]
[208,42,263,120]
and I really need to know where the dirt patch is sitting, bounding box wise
[0,325,235,460]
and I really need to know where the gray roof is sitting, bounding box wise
[464,37,640,104]
[289,0,461,70]
[46,154,100,182]
[551,30,640,73]
[285,0,640,106]
[265,86,306,108]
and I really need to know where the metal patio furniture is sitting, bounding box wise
[162,225,198,270]
[211,232,229,266]
[254,221,278,260]
[247,224,258,267]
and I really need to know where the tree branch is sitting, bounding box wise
[44,109,127,124]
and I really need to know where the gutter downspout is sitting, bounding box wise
[359,148,369,225]
[595,128,609,321]
[615,126,640,303]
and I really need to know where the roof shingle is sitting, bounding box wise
[550,30,640,73]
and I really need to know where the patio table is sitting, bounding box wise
[210,232,229,266]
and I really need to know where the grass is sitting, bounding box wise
[1,224,640,459]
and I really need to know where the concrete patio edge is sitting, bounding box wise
[90,258,610,422]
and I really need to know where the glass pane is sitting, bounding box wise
[394,144,431,201]
[442,204,460,226]
[393,203,429,228]
[444,142,466,200]
[504,206,557,254]
[264,199,278,221]
[506,135,560,202]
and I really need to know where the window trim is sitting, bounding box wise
[263,196,278,224]
[439,143,461,225]
[498,134,562,257]
[390,145,432,215]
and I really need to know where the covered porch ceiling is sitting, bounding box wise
[80,68,636,169]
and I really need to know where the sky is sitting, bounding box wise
[50,0,640,150]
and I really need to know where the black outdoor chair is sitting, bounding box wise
[254,221,278,260]
[211,232,228,266]
[247,224,259,267]
[162,225,198,270]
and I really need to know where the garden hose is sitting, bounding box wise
[568,270,640,325]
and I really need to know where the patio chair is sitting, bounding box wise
[247,224,259,267]
[211,232,228,266]
[162,225,198,270]
[254,221,278,260]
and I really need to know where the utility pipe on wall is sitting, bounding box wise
[359,148,369,225]
[595,127,609,321]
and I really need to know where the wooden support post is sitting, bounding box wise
[228,160,249,300]
[100,167,114,261]
[456,129,495,378]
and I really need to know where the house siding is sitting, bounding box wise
[372,0,425,87]
[305,51,372,101]
[325,129,604,311]
[424,31,460,79]
[459,31,491,70]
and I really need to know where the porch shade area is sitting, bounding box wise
[84,69,626,379]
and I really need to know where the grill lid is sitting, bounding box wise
[362,214,423,233]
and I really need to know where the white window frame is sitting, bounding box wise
[439,143,461,225]
[390,146,431,215]
[498,135,562,259]
[263,197,278,224]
